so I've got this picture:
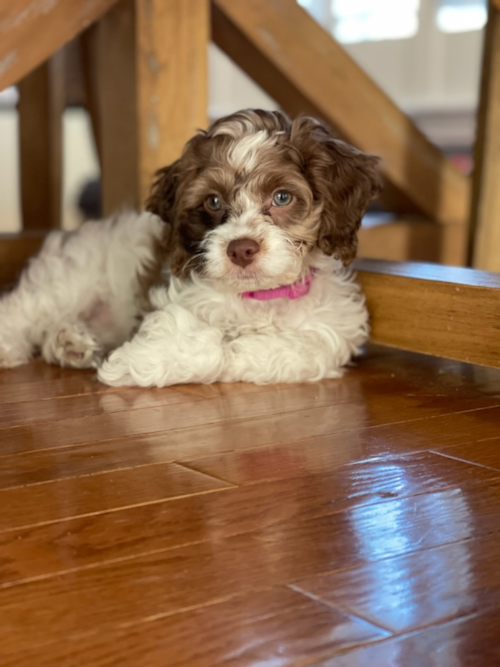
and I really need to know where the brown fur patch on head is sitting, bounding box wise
[291,116,382,265]
[146,109,382,279]
[145,160,194,276]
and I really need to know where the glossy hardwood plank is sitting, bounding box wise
[1,587,387,667]
[2,342,495,406]
[0,463,231,532]
[0,359,88,386]
[308,611,500,666]
[180,404,500,482]
[1,401,498,491]
[293,511,500,634]
[0,365,285,404]
[2,453,499,585]
[3,384,499,458]
[0,373,111,404]
[0,362,164,403]
[183,436,499,487]
[1,476,500,655]
[1,348,499,486]
[0,381,372,455]
[1,339,496,405]
[0,385,203,428]
[0,346,498,663]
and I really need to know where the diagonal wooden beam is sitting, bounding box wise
[0,0,119,91]
[212,0,470,233]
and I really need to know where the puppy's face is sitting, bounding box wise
[147,110,382,292]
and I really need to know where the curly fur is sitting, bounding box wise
[0,109,381,387]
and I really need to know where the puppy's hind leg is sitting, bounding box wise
[0,232,69,369]
[0,291,38,369]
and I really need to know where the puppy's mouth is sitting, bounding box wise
[221,263,306,293]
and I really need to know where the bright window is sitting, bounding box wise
[436,0,487,33]
[331,0,420,44]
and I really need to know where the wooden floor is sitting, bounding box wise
[1,344,500,665]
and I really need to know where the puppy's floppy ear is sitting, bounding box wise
[145,160,181,244]
[291,117,382,265]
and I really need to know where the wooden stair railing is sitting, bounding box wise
[469,0,500,271]
[0,0,209,288]
[3,0,469,259]
[17,53,65,230]
[0,0,120,92]
[81,0,209,215]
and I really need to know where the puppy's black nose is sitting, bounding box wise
[226,238,260,268]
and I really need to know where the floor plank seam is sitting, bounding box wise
[0,460,236,493]
[287,583,394,635]
[430,449,500,472]
[175,460,239,486]
[294,610,488,667]
[0,385,169,406]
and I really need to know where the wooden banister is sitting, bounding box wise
[0,0,119,91]
[212,0,470,239]
[355,259,500,368]
[84,0,209,214]
[469,1,500,271]
[17,51,65,230]
[0,233,45,288]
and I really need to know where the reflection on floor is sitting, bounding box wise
[0,344,499,665]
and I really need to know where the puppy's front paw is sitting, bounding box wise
[97,349,135,387]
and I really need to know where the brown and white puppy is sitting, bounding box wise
[0,109,381,386]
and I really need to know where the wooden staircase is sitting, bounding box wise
[1,0,473,267]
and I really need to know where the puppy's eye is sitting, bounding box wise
[272,191,292,207]
[205,195,222,212]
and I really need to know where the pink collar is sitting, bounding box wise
[241,271,315,301]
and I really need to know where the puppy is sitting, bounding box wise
[0,109,382,387]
